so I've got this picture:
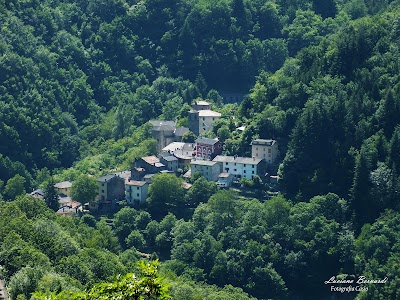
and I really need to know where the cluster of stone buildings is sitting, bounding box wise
[186,139,278,187]
[32,100,279,214]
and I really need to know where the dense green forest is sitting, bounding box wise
[1,0,400,299]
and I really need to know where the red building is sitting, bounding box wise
[195,138,222,160]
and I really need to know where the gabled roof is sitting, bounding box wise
[125,179,147,187]
[174,127,189,137]
[54,181,72,189]
[196,138,219,145]
[97,174,116,182]
[251,139,277,146]
[213,155,263,165]
[191,160,219,166]
[31,189,45,197]
[115,170,131,179]
[174,153,193,160]
[149,120,176,127]
[143,174,155,179]
[161,156,178,162]
[193,100,210,106]
[198,110,221,117]
[142,156,160,165]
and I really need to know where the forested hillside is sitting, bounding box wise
[1,0,400,299]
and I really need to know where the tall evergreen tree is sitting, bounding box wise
[351,150,372,228]
[388,127,400,174]
[44,177,59,212]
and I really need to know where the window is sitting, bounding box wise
[244,164,246,167]
[252,165,255,168]
[234,169,237,172]
[252,171,254,174]
[268,148,272,153]
[244,170,246,173]
[256,147,258,150]
[213,117,215,120]
[102,183,104,186]
[203,128,206,131]
[226,162,228,165]
[101,190,104,193]
[203,117,205,120]
[137,186,139,190]
[256,153,258,156]
[137,193,139,197]
[234,163,236,166]
[268,154,271,157]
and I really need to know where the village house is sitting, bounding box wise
[213,155,266,180]
[190,160,222,181]
[160,156,179,172]
[188,109,221,135]
[149,120,189,153]
[174,127,189,142]
[56,201,82,217]
[251,139,279,164]
[131,156,167,180]
[195,138,222,160]
[191,100,211,110]
[96,174,125,206]
[161,142,195,157]
[125,179,149,206]
[30,189,45,199]
[143,174,155,184]
[54,181,72,196]
[217,173,235,188]
[162,142,195,169]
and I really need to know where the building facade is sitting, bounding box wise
[217,173,235,187]
[213,156,266,180]
[125,179,149,206]
[251,139,279,164]
[190,160,222,181]
[191,100,211,111]
[149,120,189,153]
[54,181,72,196]
[131,156,166,178]
[188,110,221,135]
[96,175,125,205]
[195,138,222,160]
[160,156,179,172]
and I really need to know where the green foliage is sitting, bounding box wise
[148,174,185,215]
[4,174,26,200]
[185,176,217,207]
[44,177,60,211]
[32,260,171,300]
[70,175,98,205]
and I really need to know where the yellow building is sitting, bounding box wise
[251,139,279,164]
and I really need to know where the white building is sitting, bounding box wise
[251,139,278,164]
[190,160,222,181]
[213,156,266,180]
[125,179,149,206]
[188,109,222,135]
[161,142,195,157]
[217,173,235,187]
